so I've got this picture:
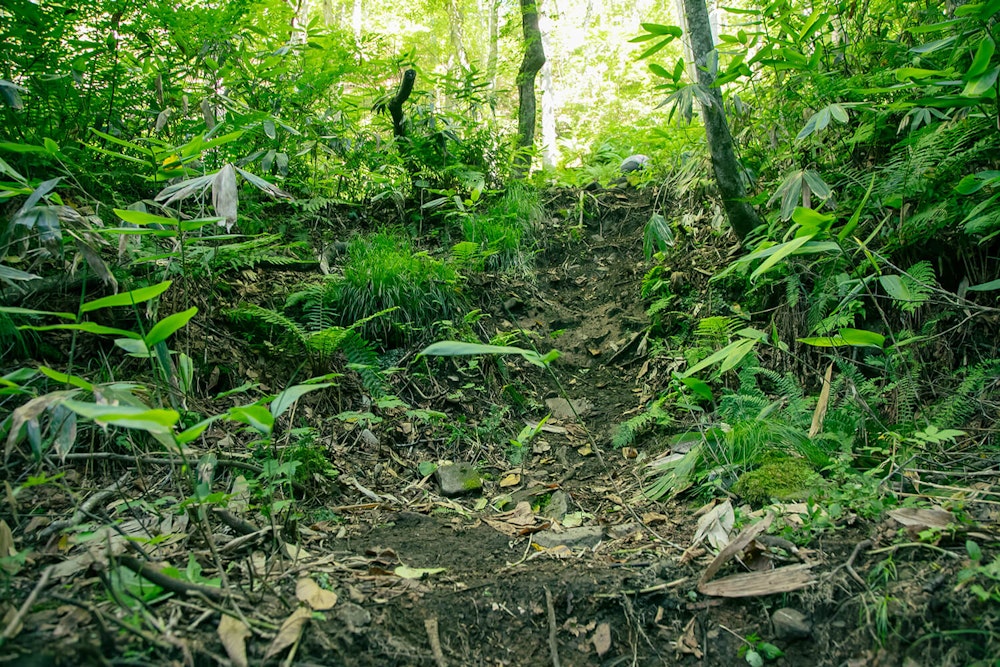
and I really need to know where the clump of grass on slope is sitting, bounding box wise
[460,183,542,272]
[315,230,466,347]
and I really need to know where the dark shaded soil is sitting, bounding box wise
[2,187,997,667]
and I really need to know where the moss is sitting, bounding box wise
[733,458,818,506]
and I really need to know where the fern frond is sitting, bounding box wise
[229,305,308,350]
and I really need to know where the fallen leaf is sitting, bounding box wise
[499,473,521,488]
[394,565,447,579]
[296,577,338,611]
[284,542,313,561]
[592,622,612,656]
[888,508,954,529]
[218,614,251,667]
[0,520,14,559]
[263,606,311,661]
[691,500,734,552]
[677,617,702,657]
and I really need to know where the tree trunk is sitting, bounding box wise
[515,0,545,177]
[446,0,471,74]
[539,10,559,168]
[681,0,760,241]
[486,0,499,90]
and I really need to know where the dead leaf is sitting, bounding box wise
[212,164,238,232]
[394,565,447,579]
[699,514,774,586]
[296,577,338,611]
[499,473,521,488]
[697,563,816,597]
[809,363,834,437]
[284,542,313,561]
[217,614,251,667]
[0,520,14,560]
[677,617,702,657]
[592,622,612,656]
[263,606,311,661]
[691,500,734,552]
[888,508,955,529]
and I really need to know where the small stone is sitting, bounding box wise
[607,522,642,540]
[336,602,371,634]
[545,397,593,421]
[772,608,812,639]
[542,490,569,521]
[620,154,650,173]
[435,462,482,497]
[533,526,603,550]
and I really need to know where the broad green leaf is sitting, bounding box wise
[879,275,914,302]
[751,235,813,281]
[638,37,677,60]
[114,338,151,356]
[839,174,876,241]
[0,142,49,154]
[81,281,172,313]
[419,341,552,368]
[114,209,179,226]
[145,307,197,347]
[62,399,179,434]
[791,207,835,230]
[19,322,141,338]
[640,23,682,37]
[679,377,714,402]
[798,328,885,348]
[227,404,274,434]
[719,338,757,374]
[0,306,75,320]
[0,265,42,283]
[37,366,94,391]
[176,416,221,445]
[967,278,1000,291]
[895,67,947,81]
[962,66,999,97]
[965,37,995,79]
[271,382,334,419]
[683,337,757,377]
[910,36,958,54]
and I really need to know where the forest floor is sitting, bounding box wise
[2,187,996,667]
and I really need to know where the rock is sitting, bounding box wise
[545,397,593,421]
[772,608,812,639]
[607,522,642,540]
[542,490,569,521]
[533,526,604,550]
[620,154,650,173]
[336,602,371,634]
[435,462,482,496]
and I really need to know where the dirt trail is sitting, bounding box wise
[4,188,983,667]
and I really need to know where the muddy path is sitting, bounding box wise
[2,188,992,667]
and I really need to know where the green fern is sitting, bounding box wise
[930,360,1000,426]
[695,316,740,347]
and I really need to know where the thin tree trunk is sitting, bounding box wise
[446,0,471,74]
[539,10,559,168]
[486,0,499,90]
[515,0,545,177]
[352,0,363,47]
[682,0,761,241]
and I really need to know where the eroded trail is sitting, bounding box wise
[5,188,975,667]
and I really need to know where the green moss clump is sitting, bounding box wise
[733,458,818,506]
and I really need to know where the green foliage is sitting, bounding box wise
[287,230,466,347]
[228,304,384,395]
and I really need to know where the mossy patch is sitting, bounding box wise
[733,458,818,506]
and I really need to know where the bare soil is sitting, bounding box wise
[1,187,996,667]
